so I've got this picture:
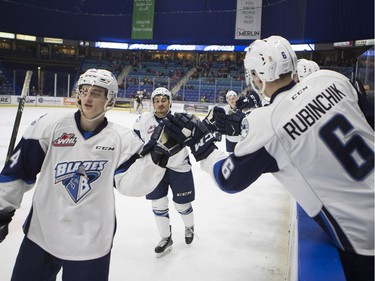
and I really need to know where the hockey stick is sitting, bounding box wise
[5,70,33,162]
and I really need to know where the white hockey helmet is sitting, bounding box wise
[76,68,118,113]
[244,35,298,94]
[226,90,237,100]
[310,60,320,73]
[151,87,172,103]
[297,59,320,81]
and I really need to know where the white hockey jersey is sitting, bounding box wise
[133,111,192,173]
[0,111,165,260]
[201,70,374,255]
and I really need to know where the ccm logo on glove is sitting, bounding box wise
[194,133,214,150]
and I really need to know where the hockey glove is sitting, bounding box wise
[0,210,15,243]
[213,107,245,136]
[163,113,217,161]
[202,109,222,142]
[140,124,184,168]
[236,93,261,113]
[202,108,218,133]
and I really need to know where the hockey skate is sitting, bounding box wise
[155,233,173,258]
[185,226,194,245]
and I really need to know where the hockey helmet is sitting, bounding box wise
[75,68,118,120]
[226,90,238,100]
[297,59,320,81]
[76,68,118,112]
[244,35,297,94]
[151,87,172,103]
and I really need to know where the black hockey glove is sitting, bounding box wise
[236,93,262,112]
[202,108,217,133]
[163,113,217,161]
[212,131,222,142]
[202,108,222,142]
[0,210,15,243]
[213,107,245,136]
[140,124,184,168]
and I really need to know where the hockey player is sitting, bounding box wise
[0,69,172,281]
[211,90,262,153]
[296,58,320,82]
[135,90,144,114]
[222,90,241,153]
[162,36,374,281]
[133,87,195,257]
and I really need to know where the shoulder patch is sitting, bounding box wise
[240,118,249,140]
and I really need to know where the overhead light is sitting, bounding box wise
[0,32,15,39]
[291,44,315,51]
[44,37,63,44]
[16,34,36,41]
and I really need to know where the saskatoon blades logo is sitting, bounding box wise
[240,118,249,140]
[52,133,77,146]
[55,160,107,203]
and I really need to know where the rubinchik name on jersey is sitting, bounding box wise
[283,83,346,140]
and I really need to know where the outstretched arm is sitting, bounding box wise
[163,112,280,193]
[115,153,165,197]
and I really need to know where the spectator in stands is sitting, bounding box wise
[363,84,374,106]
[354,79,374,108]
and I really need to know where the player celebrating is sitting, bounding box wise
[222,90,241,153]
[211,90,262,153]
[162,36,374,281]
[0,69,171,281]
[133,87,195,257]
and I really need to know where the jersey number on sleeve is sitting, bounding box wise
[9,149,21,169]
[319,114,374,180]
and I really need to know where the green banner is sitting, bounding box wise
[131,0,155,40]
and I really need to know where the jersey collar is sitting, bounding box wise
[74,110,108,139]
[269,81,296,104]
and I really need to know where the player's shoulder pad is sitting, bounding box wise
[23,112,71,139]
[136,112,153,122]
[134,111,154,129]
[109,121,144,148]
[236,106,275,156]
[307,69,349,83]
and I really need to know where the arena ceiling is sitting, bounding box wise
[0,0,373,45]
